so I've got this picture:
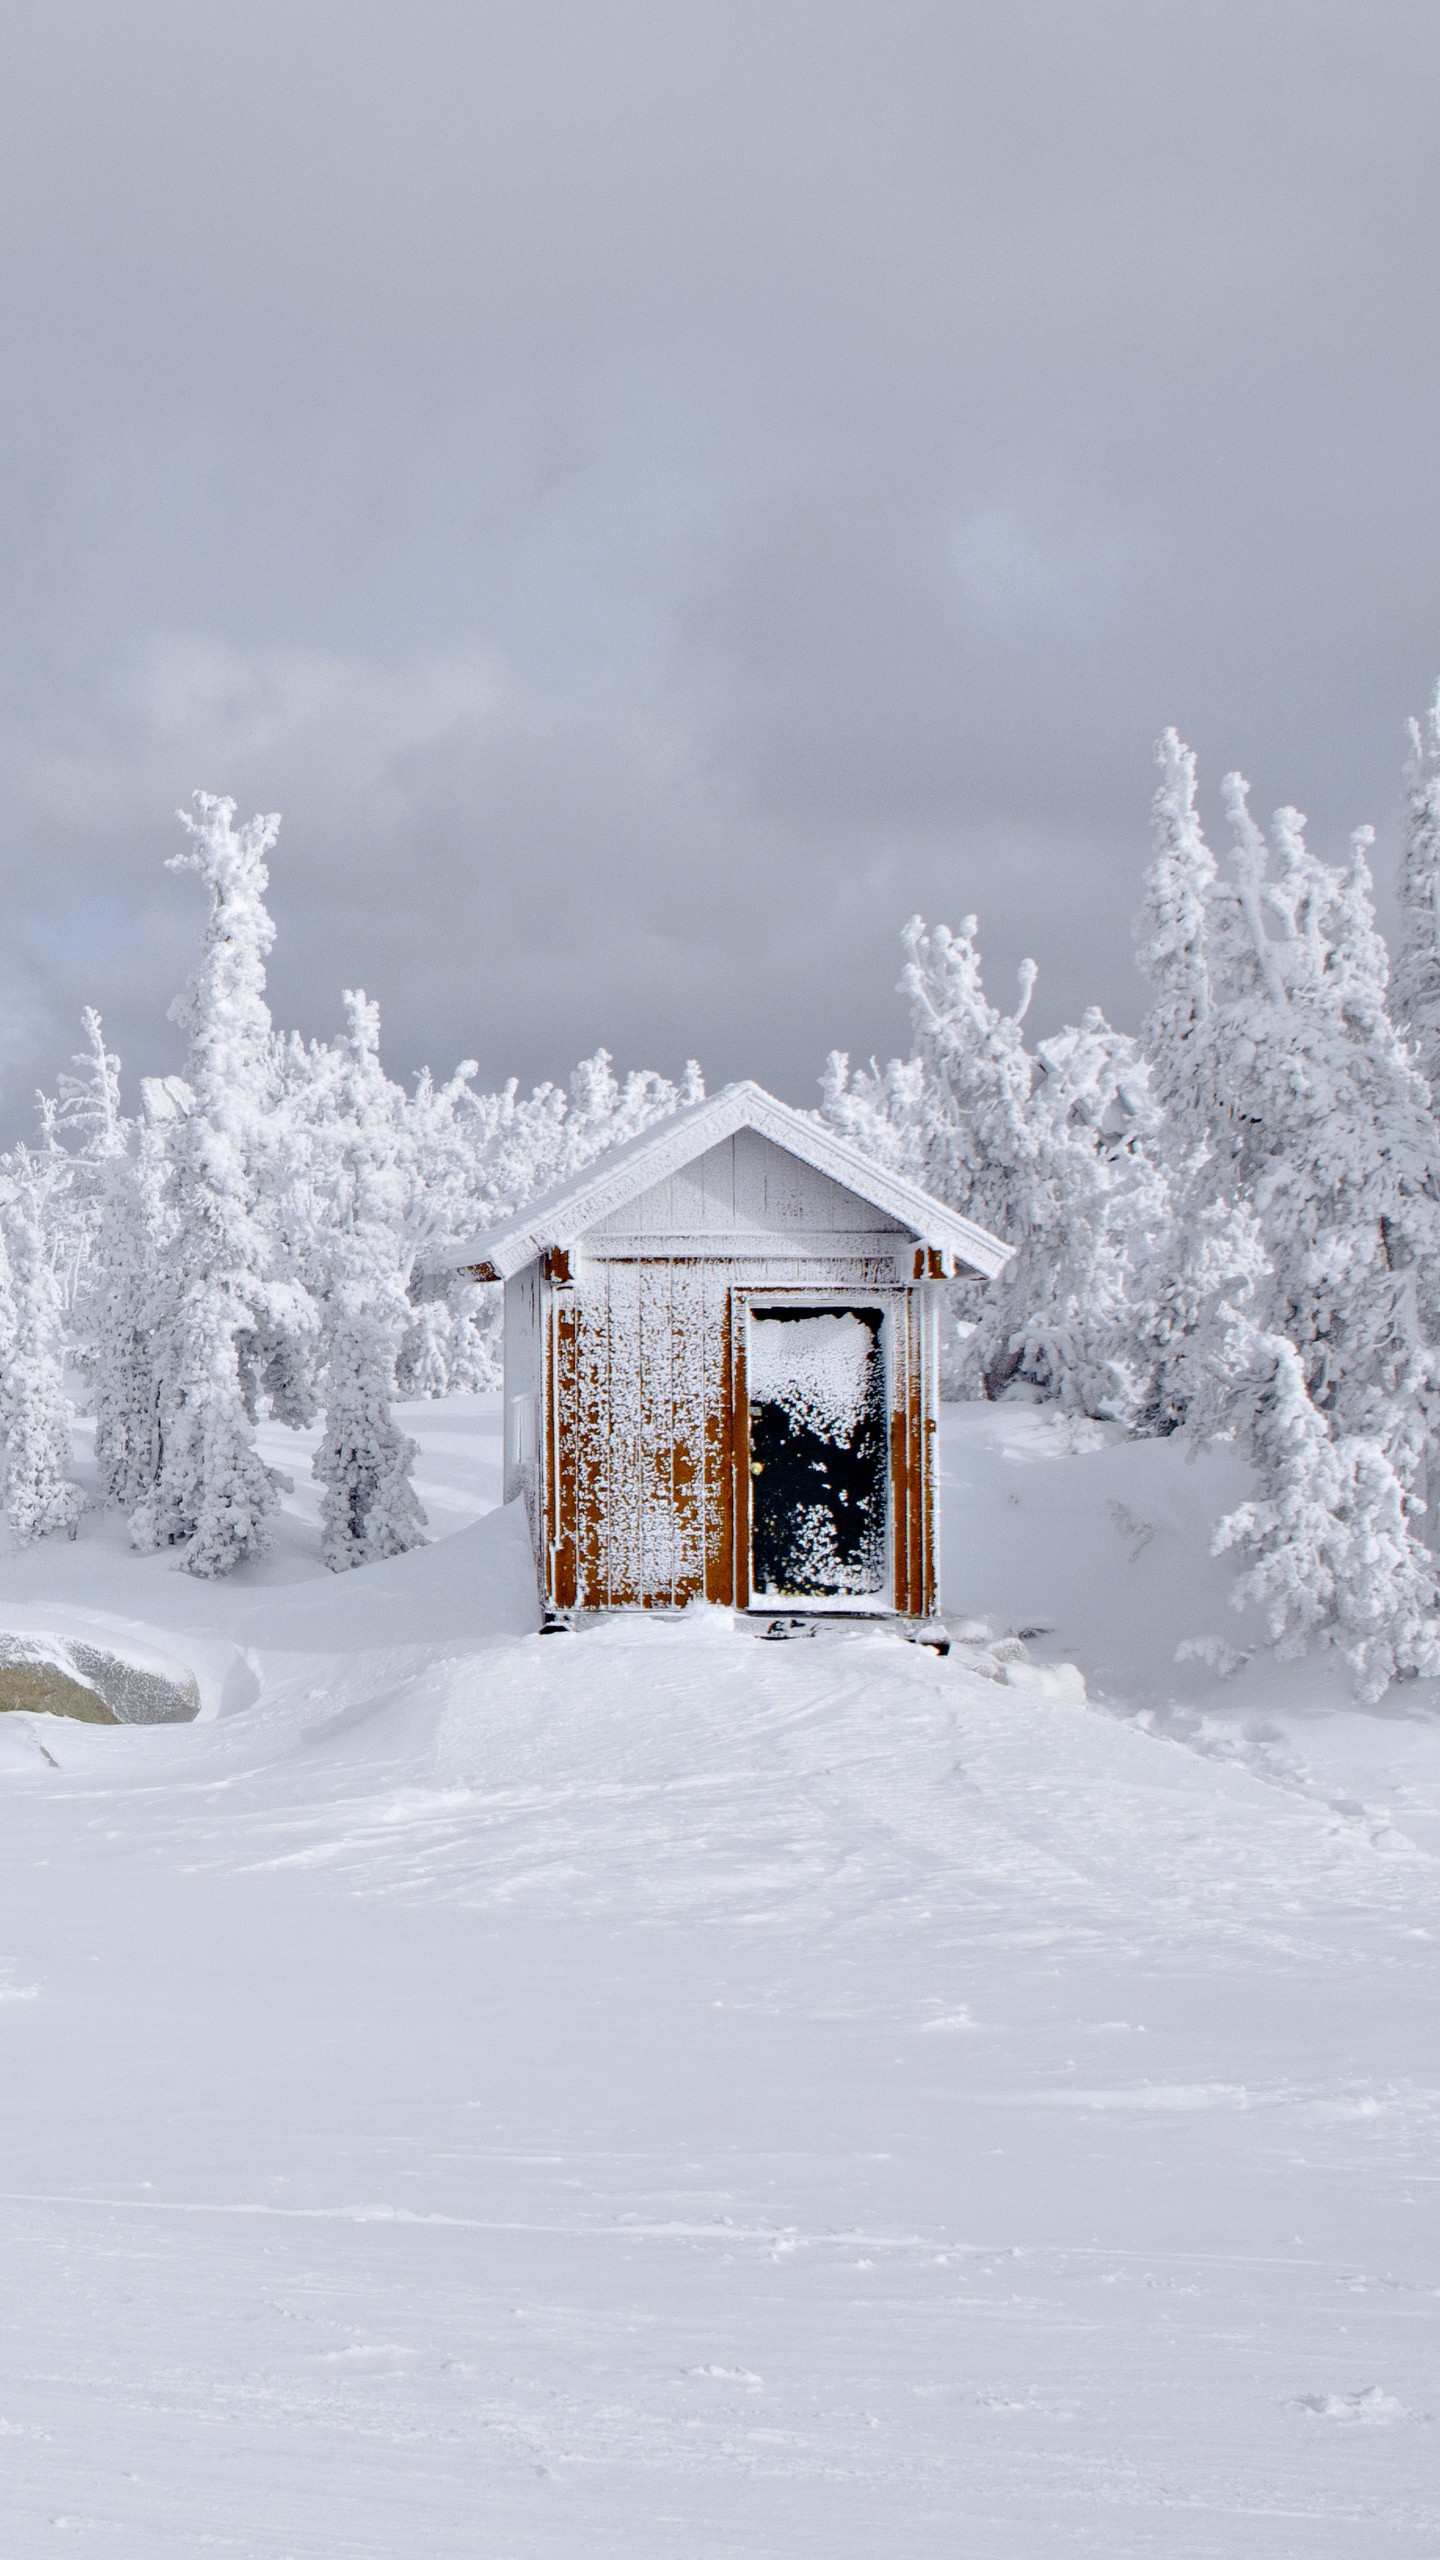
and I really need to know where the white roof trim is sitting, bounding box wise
[436,1080,1011,1283]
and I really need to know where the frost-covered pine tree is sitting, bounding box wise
[840,913,1047,1397]
[1,1152,83,1544]
[1015,1002,1169,1420]
[0,1206,15,1411]
[130,795,317,1576]
[1132,728,1215,1125]
[1201,769,1434,1448]
[56,1006,124,1159]
[818,1049,928,1180]
[1392,682,1440,1099]
[1131,731,1268,1434]
[35,1007,126,1338]
[897,913,1039,1243]
[826,912,1164,1417]
[391,1054,503,1396]
[314,1291,427,1569]
[306,991,427,1570]
[32,1011,172,1517]
[1211,1322,1440,1700]
[1136,729,1440,1694]
[555,1049,705,1180]
[89,1108,173,1515]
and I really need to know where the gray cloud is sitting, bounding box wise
[0,1,1438,1124]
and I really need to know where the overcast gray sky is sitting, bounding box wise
[1,0,1438,1123]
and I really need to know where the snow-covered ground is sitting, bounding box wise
[0,1397,1435,2554]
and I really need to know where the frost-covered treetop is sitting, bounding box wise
[1394,681,1440,1096]
[1134,727,1216,1117]
[167,793,281,1111]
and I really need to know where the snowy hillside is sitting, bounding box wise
[0,1396,1434,2554]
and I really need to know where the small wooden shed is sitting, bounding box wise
[447,1081,1009,1623]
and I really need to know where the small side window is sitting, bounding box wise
[511,1393,538,1464]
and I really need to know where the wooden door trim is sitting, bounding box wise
[545,1277,579,1610]
[730,1285,914,1616]
[729,1291,752,1611]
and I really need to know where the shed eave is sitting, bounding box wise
[435,1079,1012,1282]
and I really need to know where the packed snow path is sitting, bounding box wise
[0,1401,1434,2555]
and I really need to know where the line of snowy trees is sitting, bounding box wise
[8,691,1440,1700]
[824,687,1440,1698]
[1,792,700,1578]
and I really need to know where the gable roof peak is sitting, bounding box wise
[436,1076,1010,1282]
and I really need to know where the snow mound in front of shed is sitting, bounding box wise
[226,1493,543,1656]
[1,1390,1439,2552]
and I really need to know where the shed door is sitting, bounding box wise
[744,1304,892,1610]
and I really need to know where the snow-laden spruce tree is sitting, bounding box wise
[554,1049,705,1182]
[1015,1002,1169,1419]
[55,1007,124,1157]
[1128,730,1269,1434]
[1136,729,1440,1695]
[0,1199,15,1405]
[1211,1321,1440,1700]
[827,916,1036,1397]
[897,914,1039,1244]
[314,1290,428,1569]
[305,991,427,1570]
[1132,728,1216,1125]
[1392,682,1440,1099]
[388,1054,503,1396]
[818,1050,928,1180]
[31,1007,125,1339]
[89,1108,174,1514]
[1,1152,82,1544]
[1140,735,1440,1441]
[33,1010,173,1516]
[826,913,1164,1417]
[130,795,317,1576]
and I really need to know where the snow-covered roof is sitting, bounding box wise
[438,1080,1011,1283]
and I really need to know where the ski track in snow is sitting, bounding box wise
[0,1397,1433,2554]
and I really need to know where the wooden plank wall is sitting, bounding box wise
[584,1130,907,1244]
[553,1259,740,1609]
[887,1286,936,1618]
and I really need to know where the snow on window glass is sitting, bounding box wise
[747,1311,880,1447]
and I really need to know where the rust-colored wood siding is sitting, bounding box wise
[547,1261,731,1609]
[542,1254,933,1614]
[888,1284,938,1618]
